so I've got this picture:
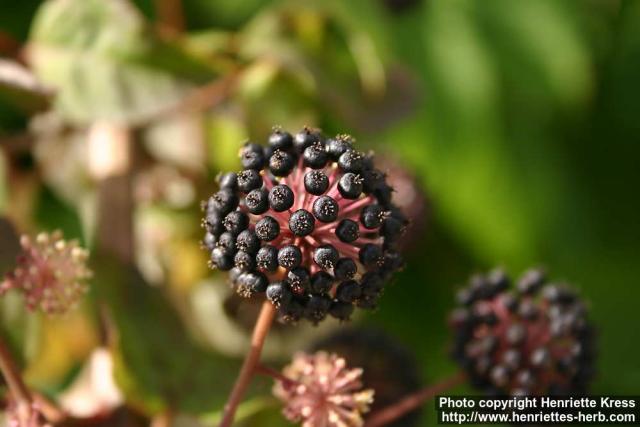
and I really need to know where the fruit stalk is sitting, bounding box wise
[365,371,466,427]
[218,300,277,427]
[0,329,31,407]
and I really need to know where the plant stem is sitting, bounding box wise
[0,332,31,406]
[0,309,66,423]
[154,0,185,36]
[255,364,297,388]
[365,371,466,427]
[89,122,134,264]
[218,300,276,427]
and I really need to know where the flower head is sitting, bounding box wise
[274,352,374,427]
[1,231,91,315]
[312,328,423,427]
[203,127,407,323]
[450,268,596,396]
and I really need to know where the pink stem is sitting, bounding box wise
[355,237,382,245]
[339,196,374,216]
[314,224,336,233]
[321,239,360,258]
[365,372,467,427]
[218,302,276,427]
[304,235,322,247]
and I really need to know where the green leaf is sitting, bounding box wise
[0,60,50,132]
[475,0,592,109]
[0,0,41,41]
[182,0,275,31]
[0,59,51,115]
[27,0,217,125]
[91,255,238,414]
[385,0,591,268]
[34,186,84,243]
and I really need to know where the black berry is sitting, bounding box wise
[255,216,280,241]
[278,245,302,269]
[325,135,353,160]
[223,211,249,234]
[210,247,233,271]
[287,267,310,294]
[334,257,357,280]
[310,271,334,294]
[218,172,238,190]
[245,188,269,214]
[362,169,385,194]
[209,189,239,215]
[205,210,224,235]
[268,128,293,150]
[236,272,268,297]
[237,169,262,193]
[335,219,359,243]
[203,232,216,250]
[304,295,331,323]
[336,280,362,303]
[269,149,295,176]
[269,184,294,212]
[279,300,304,323]
[294,127,322,152]
[234,251,256,271]
[360,205,385,229]
[329,301,354,321]
[240,142,265,170]
[289,209,315,236]
[303,143,328,169]
[312,196,339,222]
[266,282,292,307]
[338,150,364,172]
[256,245,279,271]
[236,229,260,253]
[314,244,339,269]
[359,244,383,266]
[217,232,236,252]
[304,170,329,195]
[338,173,363,199]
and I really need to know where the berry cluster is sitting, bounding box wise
[450,269,595,396]
[203,127,407,323]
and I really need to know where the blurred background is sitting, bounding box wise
[1,0,639,426]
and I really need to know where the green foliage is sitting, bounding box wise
[34,186,84,242]
[28,0,217,125]
[91,256,239,414]
[0,61,46,133]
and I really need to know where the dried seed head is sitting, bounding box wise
[1,231,91,315]
[273,352,374,427]
[450,268,596,396]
